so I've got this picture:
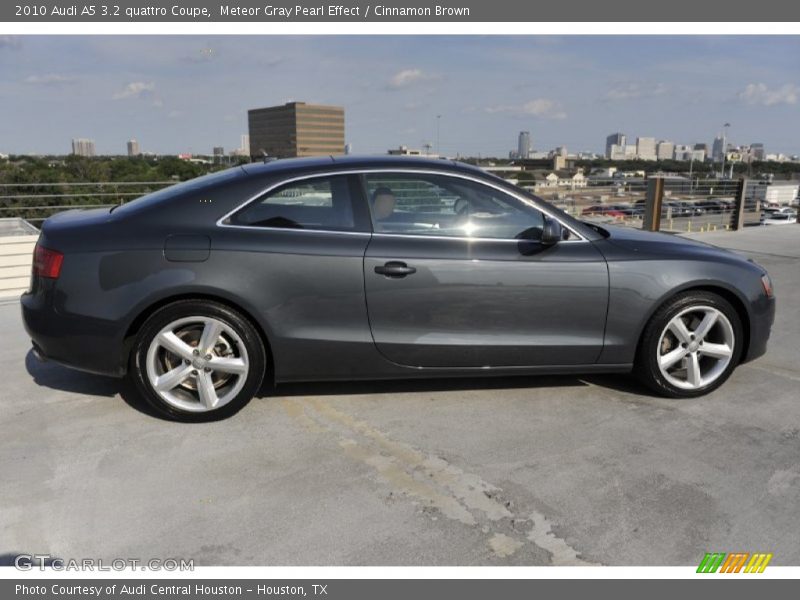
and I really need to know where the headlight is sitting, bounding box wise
[761,274,774,298]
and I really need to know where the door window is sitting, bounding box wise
[364,173,547,240]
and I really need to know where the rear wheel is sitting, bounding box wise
[131,300,266,421]
[635,291,743,398]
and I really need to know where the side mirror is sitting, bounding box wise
[540,218,563,246]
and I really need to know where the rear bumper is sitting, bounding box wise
[21,286,127,377]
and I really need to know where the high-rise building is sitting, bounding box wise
[609,144,627,161]
[712,136,725,162]
[636,137,657,161]
[694,143,710,160]
[71,138,96,157]
[673,145,691,161]
[656,140,674,161]
[127,139,140,157]
[750,143,765,161]
[240,134,250,155]
[247,101,345,159]
[605,132,626,158]
[517,131,531,159]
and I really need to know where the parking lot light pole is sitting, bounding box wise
[720,122,730,179]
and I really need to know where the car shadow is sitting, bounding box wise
[265,373,599,398]
[25,348,657,419]
[24,350,164,420]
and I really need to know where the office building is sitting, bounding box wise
[656,140,674,161]
[388,145,422,156]
[608,144,627,161]
[71,138,96,157]
[605,132,626,159]
[636,137,657,161]
[248,101,345,159]
[518,131,532,159]
[127,139,140,157]
[694,143,710,159]
[750,143,765,161]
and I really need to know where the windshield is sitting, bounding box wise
[111,168,243,215]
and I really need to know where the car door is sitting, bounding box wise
[361,171,609,368]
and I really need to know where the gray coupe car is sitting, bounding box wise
[22,156,775,421]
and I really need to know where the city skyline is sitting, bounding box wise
[1,36,798,156]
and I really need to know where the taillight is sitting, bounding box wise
[32,244,64,279]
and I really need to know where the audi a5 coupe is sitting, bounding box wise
[22,156,775,421]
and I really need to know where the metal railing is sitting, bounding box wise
[0,180,175,224]
[0,176,785,234]
[524,177,765,233]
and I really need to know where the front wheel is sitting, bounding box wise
[635,291,743,398]
[131,300,266,421]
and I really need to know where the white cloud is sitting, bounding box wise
[603,82,667,101]
[738,82,799,106]
[484,98,567,120]
[388,68,439,89]
[0,36,20,50]
[113,81,156,100]
[24,74,77,85]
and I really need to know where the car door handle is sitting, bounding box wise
[374,261,417,278]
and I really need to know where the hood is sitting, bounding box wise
[597,224,755,266]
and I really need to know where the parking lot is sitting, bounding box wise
[1,226,799,567]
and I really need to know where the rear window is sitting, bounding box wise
[227,174,369,232]
[112,168,243,215]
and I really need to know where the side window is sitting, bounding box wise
[229,175,367,232]
[364,173,546,240]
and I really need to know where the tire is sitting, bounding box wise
[635,291,743,398]
[130,299,266,421]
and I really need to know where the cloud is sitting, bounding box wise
[112,81,156,100]
[738,82,799,106]
[603,82,667,101]
[484,98,567,120]
[388,68,439,89]
[24,74,77,86]
[181,46,218,64]
[0,36,21,50]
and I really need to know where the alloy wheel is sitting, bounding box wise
[657,305,735,391]
[145,316,250,412]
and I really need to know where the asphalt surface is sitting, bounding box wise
[1,226,799,566]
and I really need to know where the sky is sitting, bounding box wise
[0,35,798,157]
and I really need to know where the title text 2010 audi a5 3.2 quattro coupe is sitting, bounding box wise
[21,156,775,421]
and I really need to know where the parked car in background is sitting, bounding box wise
[674,201,705,216]
[581,205,627,218]
[21,156,776,421]
[763,207,798,225]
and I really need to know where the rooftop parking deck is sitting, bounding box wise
[1,225,798,566]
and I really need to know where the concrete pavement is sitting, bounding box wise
[1,226,798,566]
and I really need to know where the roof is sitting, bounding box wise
[239,154,488,178]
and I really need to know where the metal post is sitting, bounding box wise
[643,177,664,231]
[732,178,747,231]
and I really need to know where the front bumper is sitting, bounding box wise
[744,293,775,363]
